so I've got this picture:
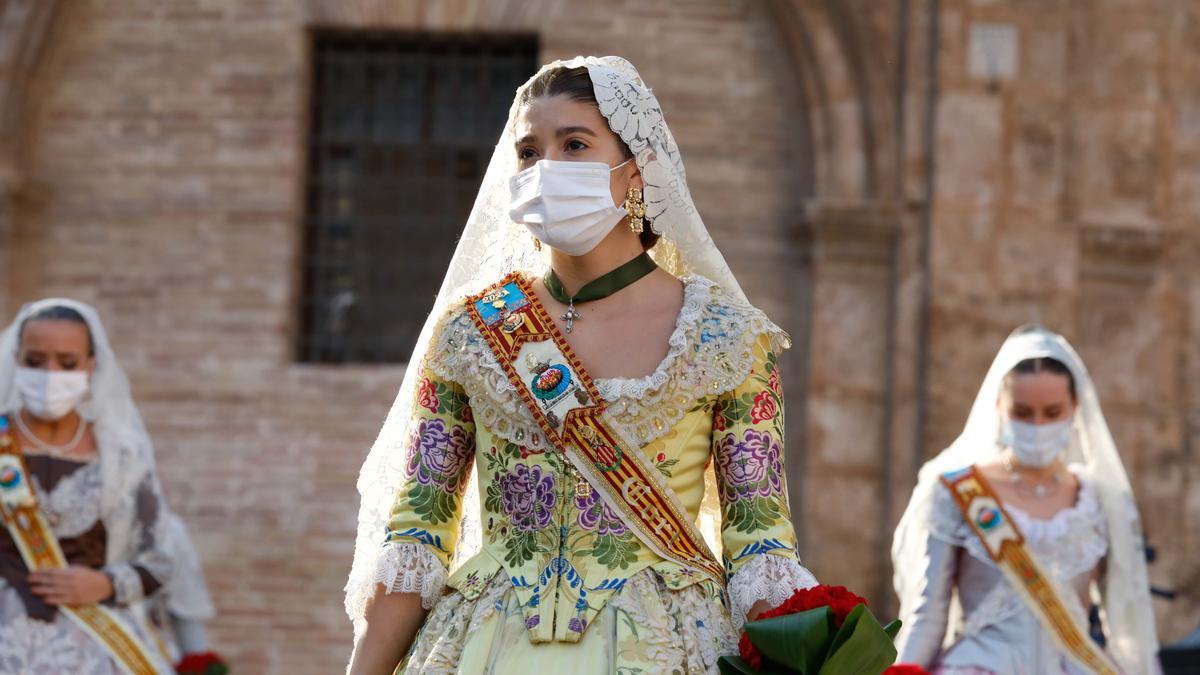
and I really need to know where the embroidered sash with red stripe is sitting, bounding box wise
[0,415,162,675]
[466,274,725,586]
[941,466,1119,675]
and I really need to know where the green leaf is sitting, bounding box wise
[503,530,538,566]
[720,395,754,425]
[434,381,470,418]
[484,483,503,516]
[656,458,680,477]
[745,606,833,673]
[717,655,764,675]
[590,532,638,568]
[409,484,456,524]
[817,604,899,675]
[883,619,902,639]
[725,496,784,533]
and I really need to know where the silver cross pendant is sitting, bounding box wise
[561,300,582,333]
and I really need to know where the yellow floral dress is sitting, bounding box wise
[373,275,817,674]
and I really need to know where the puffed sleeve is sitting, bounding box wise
[372,367,476,609]
[713,332,818,626]
[894,485,959,667]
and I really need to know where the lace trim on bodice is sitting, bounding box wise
[30,459,103,540]
[1006,480,1109,581]
[929,472,1108,639]
[931,473,1108,580]
[426,274,789,449]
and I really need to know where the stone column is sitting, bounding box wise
[1075,224,1187,627]
[793,200,899,603]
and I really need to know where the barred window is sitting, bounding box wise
[298,30,538,363]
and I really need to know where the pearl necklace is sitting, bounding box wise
[13,411,87,457]
[1002,455,1063,498]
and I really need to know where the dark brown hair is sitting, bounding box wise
[1004,357,1077,402]
[20,305,94,355]
[520,66,660,251]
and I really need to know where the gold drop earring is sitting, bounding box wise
[625,186,646,234]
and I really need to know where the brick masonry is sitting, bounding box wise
[0,0,1197,672]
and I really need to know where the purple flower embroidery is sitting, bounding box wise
[525,615,540,629]
[498,464,556,531]
[568,617,587,633]
[405,419,474,489]
[715,428,784,499]
[574,491,627,536]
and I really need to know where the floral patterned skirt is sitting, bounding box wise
[401,568,738,674]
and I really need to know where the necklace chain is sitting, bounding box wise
[1003,455,1063,498]
[13,411,87,457]
[544,252,658,333]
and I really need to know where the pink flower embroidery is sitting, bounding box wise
[417,378,439,414]
[750,390,778,424]
[767,367,782,396]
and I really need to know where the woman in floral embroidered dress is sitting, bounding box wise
[346,56,818,674]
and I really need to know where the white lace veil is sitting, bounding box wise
[892,325,1160,674]
[345,55,770,627]
[0,298,165,568]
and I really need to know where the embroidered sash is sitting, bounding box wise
[465,273,726,586]
[0,416,162,675]
[940,466,1119,675]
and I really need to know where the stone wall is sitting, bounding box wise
[2,0,1197,671]
[6,1,813,671]
[920,0,1200,640]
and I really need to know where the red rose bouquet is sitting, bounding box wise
[719,585,903,675]
[176,651,230,675]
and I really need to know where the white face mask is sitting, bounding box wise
[1000,416,1074,467]
[508,158,633,256]
[15,367,89,421]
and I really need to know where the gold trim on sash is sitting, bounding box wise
[0,416,162,675]
[940,466,1119,675]
[466,274,726,586]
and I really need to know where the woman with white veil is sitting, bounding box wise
[346,56,818,674]
[0,299,175,673]
[891,325,1160,674]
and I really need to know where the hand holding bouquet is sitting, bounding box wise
[719,585,908,675]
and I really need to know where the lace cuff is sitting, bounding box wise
[103,562,145,605]
[370,542,448,610]
[727,553,819,630]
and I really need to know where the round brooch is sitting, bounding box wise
[0,466,22,489]
[976,507,1002,531]
[502,313,523,333]
[531,364,572,400]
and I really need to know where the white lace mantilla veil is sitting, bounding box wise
[0,298,171,575]
[891,325,1161,674]
[345,55,788,632]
